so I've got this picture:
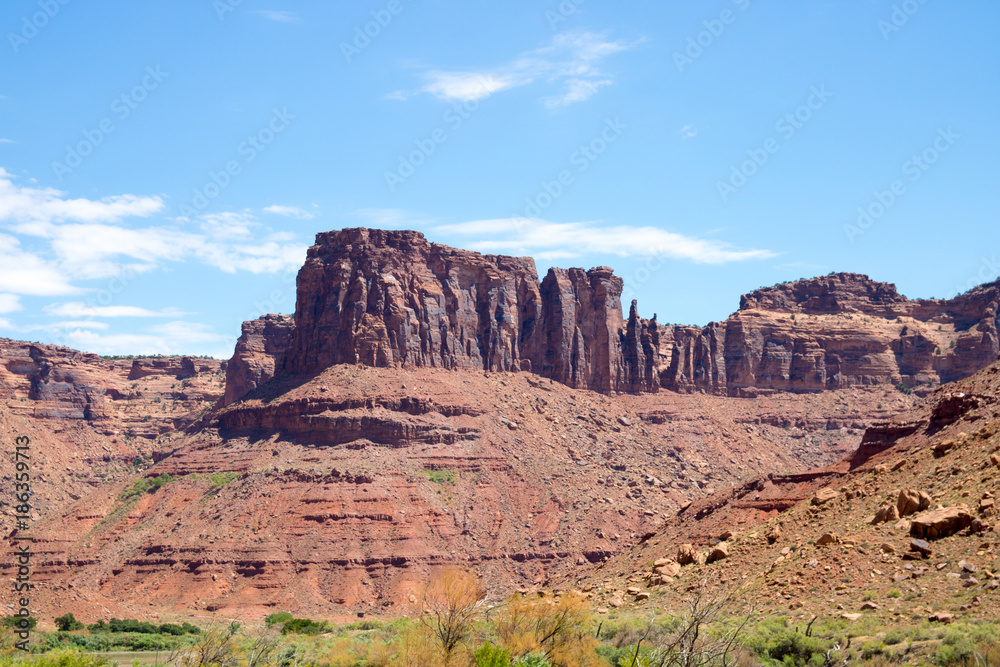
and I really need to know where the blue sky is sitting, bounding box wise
[1,0,997,357]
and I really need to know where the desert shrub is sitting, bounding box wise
[181,622,201,634]
[0,650,111,667]
[0,617,35,631]
[158,623,185,636]
[280,618,330,635]
[882,628,906,646]
[53,614,84,632]
[108,618,158,634]
[474,642,512,667]
[511,655,550,667]
[264,612,293,627]
[421,468,457,485]
[495,592,602,667]
[210,472,240,488]
[345,619,385,632]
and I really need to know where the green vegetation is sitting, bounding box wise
[53,614,83,632]
[209,471,240,488]
[118,473,173,501]
[12,584,1000,666]
[1,617,36,631]
[264,612,293,627]
[421,468,458,485]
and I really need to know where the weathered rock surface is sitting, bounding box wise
[658,273,1000,396]
[278,228,646,393]
[222,314,294,406]
[910,505,974,539]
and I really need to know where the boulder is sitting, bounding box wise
[909,539,932,556]
[897,489,932,517]
[765,524,782,544]
[816,533,839,546]
[706,542,730,563]
[812,488,839,506]
[677,544,697,565]
[872,504,900,525]
[910,506,973,540]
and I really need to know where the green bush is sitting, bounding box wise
[280,618,330,635]
[157,623,185,636]
[1,616,36,630]
[180,622,201,634]
[474,642,512,667]
[54,613,84,632]
[264,612,293,627]
[210,472,239,488]
[512,655,550,667]
[0,650,112,667]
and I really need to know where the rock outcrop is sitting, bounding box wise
[659,273,1000,396]
[276,228,643,393]
[224,230,998,400]
[222,314,294,406]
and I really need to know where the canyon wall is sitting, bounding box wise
[223,232,998,403]
[274,228,653,394]
[658,273,1000,396]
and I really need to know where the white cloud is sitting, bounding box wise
[0,293,21,314]
[0,234,79,295]
[263,205,315,220]
[434,218,776,264]
[352,208,435,229]
[44,302,185,319]
[415,31,639,106]
[423,73,517,102]
[0,168,164,236]
[0,139,13,144]
[50,320,109,330]
[56,320,231,357]
[543,78,612,109]
[256,10,298,22]
[679,125,698,139]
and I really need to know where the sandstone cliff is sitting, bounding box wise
[658,274,1000,396]
[275,228,646,394]
[224,233,998,402]
[222,314,294,406]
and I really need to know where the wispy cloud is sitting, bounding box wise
[0,139,13,144]
[0,293,21,314]
[0,233,79,295]
[409,31,639,107]
[0,170,307,291]
[679,124,698,139]
[434,218,776,264]
[43,302,186,319]
[256,10,298,23]
[264,205,315,220]
[352,208,435,229]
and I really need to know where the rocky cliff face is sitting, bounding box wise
[222,314,294,406]
[659,274,1000,396]
[276,228,647,393]
[229,233,998,401]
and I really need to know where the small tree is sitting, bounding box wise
[421,567,487,666]
[644,579,755,667]
[170,621,242,667]
[495,592,602,666]
[54,613,84,631]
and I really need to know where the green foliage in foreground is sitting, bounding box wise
[8,608,1000,666]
